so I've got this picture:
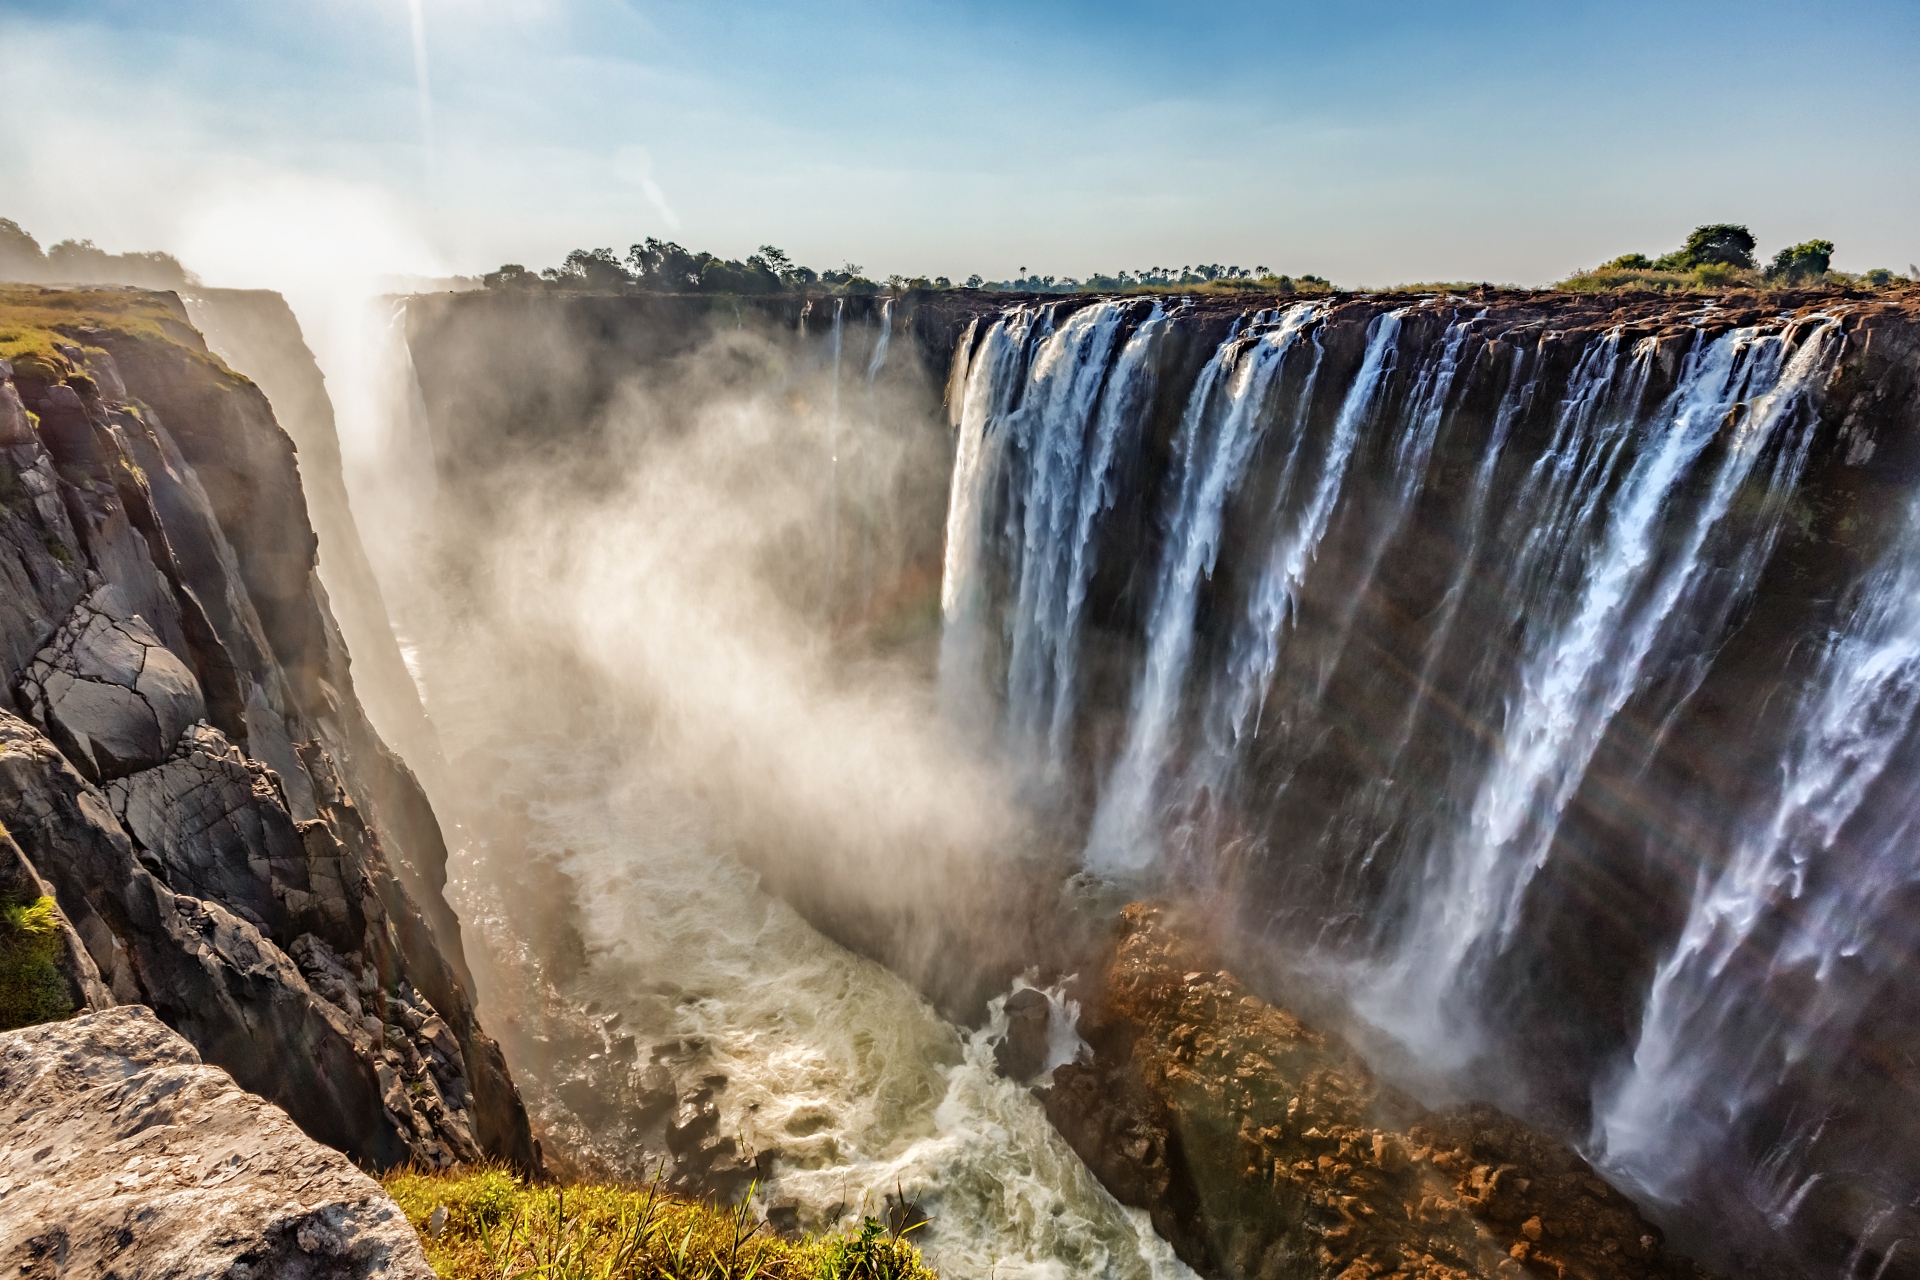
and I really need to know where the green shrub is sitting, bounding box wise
[1691,261,1747,287]
[1768,239,1835,283]
[0,894,73,1031]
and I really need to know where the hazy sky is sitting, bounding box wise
[2,0,1917,289]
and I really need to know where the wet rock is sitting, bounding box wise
[0,1006,432,1278]
[765,1198,803,1238]
[994,986,1052,1081]
[1041,904,1719,1280]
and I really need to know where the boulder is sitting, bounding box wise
[993,986,1053,1081]
[0,1005,433,1278]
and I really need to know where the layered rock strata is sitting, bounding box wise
[0,287,533,1171]
[0,1005,432,1278]
[1041,905,1715,1280]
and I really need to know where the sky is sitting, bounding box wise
[2,0,1918,290]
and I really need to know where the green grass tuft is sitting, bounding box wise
[0,894,73,1031]
[384,1165,938,1280]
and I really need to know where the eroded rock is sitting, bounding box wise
[0,1006,432,1279]
[1043,904,1717,1280]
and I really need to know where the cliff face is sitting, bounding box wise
[0,285,534,1172]
[936,286,1920,1279]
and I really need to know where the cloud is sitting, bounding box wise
[613,145,681,233]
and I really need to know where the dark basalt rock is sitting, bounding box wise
[993,986,1053,1081]
[0,288,535,1174]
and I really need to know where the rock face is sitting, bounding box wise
[0,1005,433,1279]
[0,287,534,1172]
[1043,905,1716,1280]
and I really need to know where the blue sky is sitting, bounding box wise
[2,0,1917,288]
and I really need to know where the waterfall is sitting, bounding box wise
[1085,302,1326,871]
[1600,374,1920,1214]
[938,300,1168,757]
[867,297,893,385]
[1372,316,1848,1048]
[936,293,1899,1271]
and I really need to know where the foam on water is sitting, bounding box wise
[451,738,1195,1280]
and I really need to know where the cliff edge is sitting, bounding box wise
[0,284,534,1172]
[0,1005,433,1278]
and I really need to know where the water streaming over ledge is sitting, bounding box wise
[938,293,1920,1275]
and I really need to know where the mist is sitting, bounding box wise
[298,292,1183,1277]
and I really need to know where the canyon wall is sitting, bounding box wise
[393,282,1920,1278]
[938,287,1920,1280]
[0,285,534,1172]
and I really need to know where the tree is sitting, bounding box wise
[543,247,630,290]
[1766,239,1834,284]
[1603,253,1654,271]
[627,239,701,291]
[1680,224,1757,270]
[0,218,44,279]
[483,264,540,290]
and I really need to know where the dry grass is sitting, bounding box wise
[0,285,216,382]
[383,1165,938,1280]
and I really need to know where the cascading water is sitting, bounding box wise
[1599,456,1920,1249]
[941,291,1916,1275]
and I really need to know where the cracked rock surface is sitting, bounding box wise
[17,585,205,780]
[0,1005,433,1279]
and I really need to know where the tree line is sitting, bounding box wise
[1589,223,1909,288]
[484,243,1340,297]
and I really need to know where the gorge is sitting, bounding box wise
[4,277,1918,1280]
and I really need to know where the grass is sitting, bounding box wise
[0,894,73,1031]
[0,284,226,385]
[383,1166,938,1280]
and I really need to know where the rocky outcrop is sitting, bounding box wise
[1042,905,1715,1280]
[0,287,533,1172]
[0,1005,433,1278]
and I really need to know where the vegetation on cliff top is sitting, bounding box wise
[384,1166,937,1280]
[0,894,72,1031]
[1558,222,1911,293]
[0,218,195,290]
[486,239,1340,299]
[0,285,225,386]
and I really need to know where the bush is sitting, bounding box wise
[1767,239,1835,283]
[383,1166,940,1280]
[0,894,73,1031]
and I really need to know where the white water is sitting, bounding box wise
[867,298,893,386]
[1084,302,1323,871]
[1369,318,1847,1051]
[1600,427,1920,1210]
[449,742,1193,1280]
